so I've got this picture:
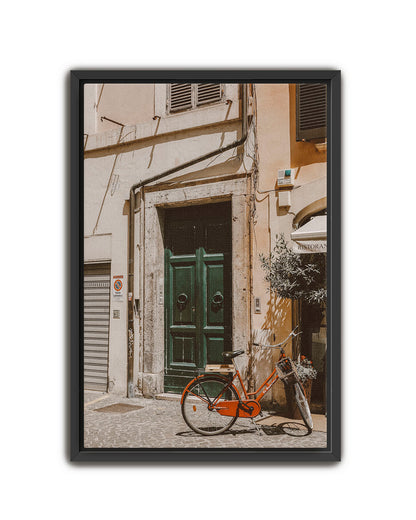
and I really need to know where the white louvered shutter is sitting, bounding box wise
[196,83,222,106]
[296,83,327,141]
[168,83,223,113]
[169,83,193,112]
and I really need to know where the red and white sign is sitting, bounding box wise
[112,275,124,298]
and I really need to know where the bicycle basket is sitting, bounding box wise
[275,357,298,385]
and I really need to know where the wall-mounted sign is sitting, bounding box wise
[291,216,327,254]
[292,240,327,254]
[112,275,124,298]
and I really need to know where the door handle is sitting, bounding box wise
[177,293,188,307]
[211,291,224,307]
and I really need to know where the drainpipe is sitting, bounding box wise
[127,84,248,398]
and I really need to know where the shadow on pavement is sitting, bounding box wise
[176,421,311,438]
[176,427,258,437]
[263,422,311,437]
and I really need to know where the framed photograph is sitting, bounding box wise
[71,70,341,462]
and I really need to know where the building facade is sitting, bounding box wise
[83,82,327,411]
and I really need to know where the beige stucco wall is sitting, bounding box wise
[83,82,327,406]
[84,84,155,135]
[252,83,327,406]
[84,83,249,396]
[250,84,291,405]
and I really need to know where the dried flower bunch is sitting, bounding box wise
[294,355,318,383]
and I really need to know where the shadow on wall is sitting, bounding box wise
[262,291,291,341]
[250,293,291,405]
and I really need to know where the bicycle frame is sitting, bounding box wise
[227,357,281,403]
[180,356,282,419]
[181,328,313,432]
[181,328,302,418]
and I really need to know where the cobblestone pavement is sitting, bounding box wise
[84,392,327,449]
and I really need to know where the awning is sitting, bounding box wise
[291,215,327,254]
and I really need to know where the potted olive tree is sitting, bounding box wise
[260,234,326,416]
[260,234,326,307]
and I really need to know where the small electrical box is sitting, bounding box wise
[254,297,261,313]
[277,168,296,186]
[279,190,291,207]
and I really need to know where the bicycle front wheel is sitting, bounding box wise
[294,382,313,431]
[182,375,239,436]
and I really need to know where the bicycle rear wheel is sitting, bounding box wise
[294,382,313,431]
[181,375,239,436]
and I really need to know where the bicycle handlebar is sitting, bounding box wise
[253,327,302,350]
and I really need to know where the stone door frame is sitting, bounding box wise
[137,176,251,396]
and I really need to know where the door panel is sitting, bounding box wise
[172,263,196,325]
[206,262,224,325]
[205,336,225,364]
[164,203,231,393]
[172,335,196,365]
[165,257,198,376]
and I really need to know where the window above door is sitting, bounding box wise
[167,83,224,114]
[153,83,239,130]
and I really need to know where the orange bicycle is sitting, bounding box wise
[181,328,313,436]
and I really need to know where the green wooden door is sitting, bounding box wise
[164,203,231,393]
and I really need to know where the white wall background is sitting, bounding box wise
[1,1,414,518]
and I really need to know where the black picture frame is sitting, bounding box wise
[71,69,341,462]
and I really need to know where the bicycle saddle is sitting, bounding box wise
[222,349,245,360]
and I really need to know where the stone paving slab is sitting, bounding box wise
[84,392,327,449]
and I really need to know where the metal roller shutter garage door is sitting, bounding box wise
[84,264,110,392]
